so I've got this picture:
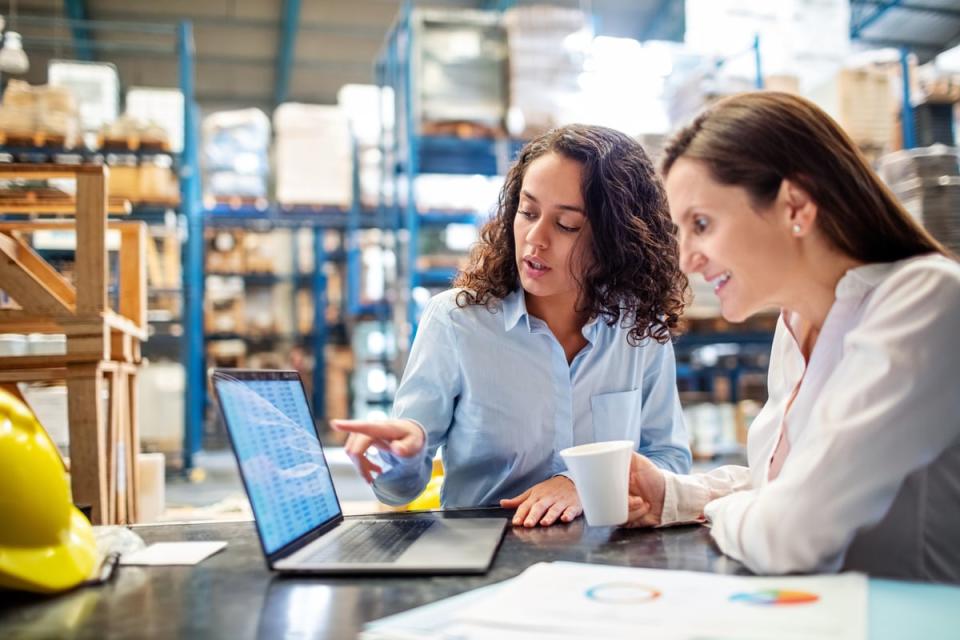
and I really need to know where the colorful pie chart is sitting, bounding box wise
[730,589,820,606]
[585,582,662,604]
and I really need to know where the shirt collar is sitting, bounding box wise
[581,313,601,343]
[783,257,925,342]
[835,259,907,300]
[501,286,530,332]
[502,286,603,343]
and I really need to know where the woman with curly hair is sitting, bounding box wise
[333,124,691,527]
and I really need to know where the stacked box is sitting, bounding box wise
[326,345,354,422]
[243,230,293,275]
[879,145,960,253]
[126,87,184,153]
[48,60,119,132]
[274,103,352,207]
[412,9,508,134]
[0,80,79,145]
[665,67,754,129]
[205,229,245,273]
[204,276,246,335]
[338,84,395,209]
[503,6,588,138]
[808,68,896,150]
[912,103,955,147]
[202,108,270,200]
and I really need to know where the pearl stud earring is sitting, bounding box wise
[792,224,802,234]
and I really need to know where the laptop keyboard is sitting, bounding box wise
[304,519,436,564]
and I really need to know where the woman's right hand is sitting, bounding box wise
[330,419,425,483]
[623,452,666,528]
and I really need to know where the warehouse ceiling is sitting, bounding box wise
[9,0,685,112]
[850,0,960,64]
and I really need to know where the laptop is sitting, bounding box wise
[211,368,507,574]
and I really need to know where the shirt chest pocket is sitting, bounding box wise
[590,388,642,446]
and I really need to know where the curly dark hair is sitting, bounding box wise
[454,124,687,345]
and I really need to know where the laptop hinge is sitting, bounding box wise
[269,514,344,565]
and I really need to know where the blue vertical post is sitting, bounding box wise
[290,228,300,340]
[900,47,916,149]
[179,21,205,470]
[389,32,403,236]
[752,34,764,89]
[312,228,328,422]
[347,135,362,315]
[63,0,94,61]
[274,0,302,107]
[402,2,420,344]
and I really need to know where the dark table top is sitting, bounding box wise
[0,509,748,639]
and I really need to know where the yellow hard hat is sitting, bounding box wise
[0,388,98,593]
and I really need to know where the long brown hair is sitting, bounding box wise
[455,124,687,345]
[661,91,948,262]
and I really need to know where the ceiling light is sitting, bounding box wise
[0,31,29,74]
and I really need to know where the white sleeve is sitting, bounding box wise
[660,465,753,525]
[704,262,960,574]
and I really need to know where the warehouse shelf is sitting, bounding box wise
[205,325,349,347]
[416,268,461,288]
[378,4,522,346]
[408,135,525,175]
[0,143,179,161]
[418,211,481,226]
[206,266,346,285]
[204,204,393,229]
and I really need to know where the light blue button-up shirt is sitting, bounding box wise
[372,287,691,508]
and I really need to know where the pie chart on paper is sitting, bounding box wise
[584,582,662,604]
[729,589,820,606]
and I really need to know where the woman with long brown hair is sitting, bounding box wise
[625,91,960,582]
[334,124,691,527]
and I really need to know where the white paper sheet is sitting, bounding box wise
[363,562,867,640]
[458,562,867,640]
[119,541,227,566]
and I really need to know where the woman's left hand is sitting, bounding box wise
[500,476,582,527]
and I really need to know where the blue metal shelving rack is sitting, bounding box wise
[201,202,393,432]
[377,3,524,344]
[848,0,960,150]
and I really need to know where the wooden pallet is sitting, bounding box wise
[100,134,172,153]
[421,120,506,139]
[206,195,270,211]
[0,130,73,149]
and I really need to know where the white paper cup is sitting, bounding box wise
[560,440,633,526]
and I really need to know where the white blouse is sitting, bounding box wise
[661,253,960,581]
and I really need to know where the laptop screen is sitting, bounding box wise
[214,372,342,554]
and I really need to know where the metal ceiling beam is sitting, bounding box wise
[641,0,675,42]
[22,35,172,55]
[63,0,94,61]
[19,39,373,72]
[274,0,302,107]
[204,56,371,71]
[851,0,905,38]
[855,1,960,20]
[67,10,386,39]
[18,15,179,35]
[855,36,945,60]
